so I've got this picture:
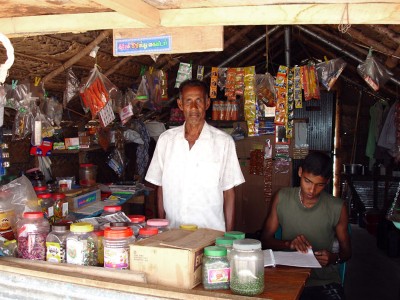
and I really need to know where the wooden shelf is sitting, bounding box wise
[51,145,103,155]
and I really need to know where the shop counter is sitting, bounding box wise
[0,257,309,300]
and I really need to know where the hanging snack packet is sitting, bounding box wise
[63,68,80,108]
[210,67,218,99]
[175,62,192,88]
[293,66,302,108]
[225,68,236,100]
[357,51,390,91]
[197,65,204,80]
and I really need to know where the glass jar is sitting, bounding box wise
[146,218,169,233]
[17,212,50,260]
[79,163,97,187]
[215,236,235,259]
[0,192,15,240]
[101,205,122,216]
[179,224,198,231]
[94,229,104,266]
[103,226,134,269]
[37,193,54,220]
[51,193,68,223]
[202,246,230,290]
[136,227,159,241]
[224,231,245,240]
[66,222,98,266]
[46,224,70,263]
[230,239,264,296]
[33,185,48,196]
[128,215,146,237]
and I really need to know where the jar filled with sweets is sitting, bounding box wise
[103,226,134,269]
[46,223,70,263]
[215,236,235,260]
[101,205,122,216]
[51,193,68,223]
[128,215,146,237]
[136,227,158,241]
[224,231,245,240]
[37,193,54,219]
[146,218,169,233]
[202,246,230,290]
[17,212,50,260]
[230,239,264,296]
[66,222,98,266]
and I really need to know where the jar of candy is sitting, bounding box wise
[230,239,264,296]
[179,224,198,231]
[66,222,98,266]
[215,236,235,259]
[52,193,68,222]
[37,193,54,219]
[202,246,230,290]
[136,227,158,241]
[101,205,122,216]
[146,218,169,233]
[46,223,70,263]
[17,212,50,260]
[103,226,134,269]
[33,185,48,196]
[79,164,97,187]
[224,231,245,240]
[128,215,146,237]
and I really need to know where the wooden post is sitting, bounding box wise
[42,30,112,84]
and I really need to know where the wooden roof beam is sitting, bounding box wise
[91,0,160,27]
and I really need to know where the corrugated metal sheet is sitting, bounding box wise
[294,92,335,152]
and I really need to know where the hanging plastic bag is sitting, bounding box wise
[6,80,30,103]
[107,148,125,178]
[12,95,35,141]
[135,74,151,109]
[63,68,80,108]
[79,66,119,119]
[357,50,390,91]
[316,58,347,91]
[43,96,63,127]
[0,85,6,127]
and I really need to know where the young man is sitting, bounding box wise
[261,151,351,300]
[145,79,245,231]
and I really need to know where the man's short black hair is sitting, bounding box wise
[302,151,333,179]
[178,79,209,99]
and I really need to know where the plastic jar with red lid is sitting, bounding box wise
[103,226,134,269]
[128,214,146,237]
[17,212,50,260]
[146,218,169,233]
[37,193,54,219]
[52,192,68,222]
[101,205,122,216]
[79,163,97,187]
[137,227,159,241]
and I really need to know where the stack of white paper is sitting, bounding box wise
[264,248,321,268]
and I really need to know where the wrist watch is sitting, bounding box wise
[334,254,342,265]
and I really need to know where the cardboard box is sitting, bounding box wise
[130,228,224,289]
[66,188,101,212]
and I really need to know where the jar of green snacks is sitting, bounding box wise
[66,222,98,266]
[202,246,230,290]
[230,239,264,296]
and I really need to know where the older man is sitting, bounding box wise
[145,79,245,231]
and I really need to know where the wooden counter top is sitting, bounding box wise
[0,258,310,300]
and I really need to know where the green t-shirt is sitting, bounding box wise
[277,187,343,286]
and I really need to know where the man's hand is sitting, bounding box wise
[289,235,312,253]
[314,250,335,266]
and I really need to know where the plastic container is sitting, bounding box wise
[66,222,98,266]
[202,246,230,290]
[179,224,198,231]
[128,215,146,237]
[224,231,245,240]
[215,236,235,259]
[33,185,48,195]
[46,224,70,263]
[94,229,104,266]
[103,226,134,269]
[101,205,122,216]
[230,239,264,296]
[146,218,169,233]
[51,193,68,222]
[37,193,54,219]
[79,163,97,187]
[136,227,159,241]
[17,212,50,260]
[0,194,15,240]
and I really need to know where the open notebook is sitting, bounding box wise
[263,248,321,268]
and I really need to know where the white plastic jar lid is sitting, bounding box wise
[232,238,261,250]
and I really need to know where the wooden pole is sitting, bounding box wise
[350,90,363,164]
[42,30,112,84]
[104,56,133,77]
